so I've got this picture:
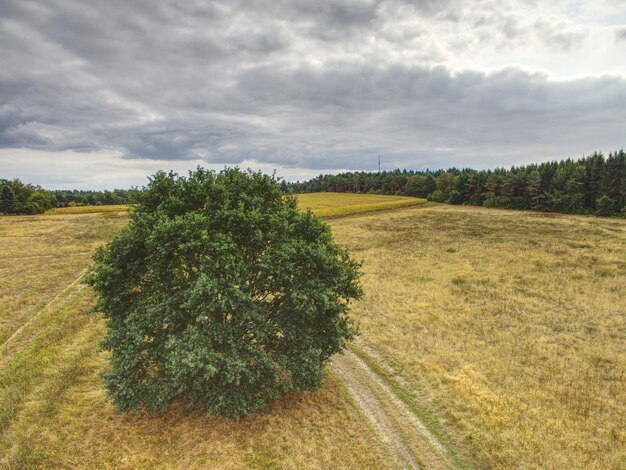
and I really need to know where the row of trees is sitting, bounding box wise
[0,179,140,215]
[288,150,626,217]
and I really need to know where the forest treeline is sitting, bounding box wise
[0,178,139,214]
[288,150,626,217]
[3,151,625,216]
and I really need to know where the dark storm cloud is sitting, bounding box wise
[231,64,626,169]
[1,0,625,174]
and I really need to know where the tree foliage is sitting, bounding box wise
[0,179,55,214]
[86,168,362,418]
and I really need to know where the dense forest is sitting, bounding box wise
[0,178,139,214]
[288,150,626,217]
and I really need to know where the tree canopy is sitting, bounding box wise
[86,168,362,418]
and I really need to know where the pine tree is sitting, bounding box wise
[1,185,16,214]
[564,165,585,213]
[604,150,626,209]
[583,153,605,209]
[527,170,545,211]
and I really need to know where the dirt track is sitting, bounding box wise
[332,347,454,469]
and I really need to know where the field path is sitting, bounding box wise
[332,348,454,469]
[0,269,87,368]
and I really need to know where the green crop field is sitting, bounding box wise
[1,194,624,469]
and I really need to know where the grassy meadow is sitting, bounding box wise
[1,193,624,469]
[328,204,626,469]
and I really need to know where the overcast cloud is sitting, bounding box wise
[1,0,625,188]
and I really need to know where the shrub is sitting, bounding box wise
[483,194,509,208]
[28,190,54,213]
[86,168,362,418]
[428,189,446,202]
[595,195,615,217]
[446,190,463,205]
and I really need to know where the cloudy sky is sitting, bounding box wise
[1,0,625,189]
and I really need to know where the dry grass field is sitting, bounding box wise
[328,204,626,469]
[0,212,127,346]
[46,204,130,215]
[1,195,624,469]
[0,203,393,469]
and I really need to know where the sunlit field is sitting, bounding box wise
[45,193,425,218]
[328,204,626,469]
[297,192,426,218]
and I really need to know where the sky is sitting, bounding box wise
[1,0,625,189]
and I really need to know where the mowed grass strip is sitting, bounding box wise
[328,204,626,470]
[297,192,425,218]
[46,205,130,215]
[0,212,128,345]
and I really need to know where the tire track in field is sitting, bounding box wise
[0,269,88,368]
[332,348,453,470]
[0,251,94,261]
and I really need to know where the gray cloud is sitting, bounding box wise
[0,0,625,179]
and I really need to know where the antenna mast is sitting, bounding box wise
[378,154,381,173]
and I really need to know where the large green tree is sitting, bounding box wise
[86,168,362,418]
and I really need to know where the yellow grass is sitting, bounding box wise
[3,194,624,469]
[0,209,390,469]
[297,192,425,218]
[0,212,128,345]
[328,204,626,469]
[46,204,130,215]
[45,193,425,218]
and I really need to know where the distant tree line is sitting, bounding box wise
[288,150,626,217]
[51,188,140,207]
[4,150,625,217]
[1,178,139,215]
